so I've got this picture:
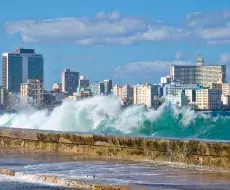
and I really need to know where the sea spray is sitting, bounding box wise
[1,96,230,140]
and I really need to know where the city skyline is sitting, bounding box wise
[1,1,230,89]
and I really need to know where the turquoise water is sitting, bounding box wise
[1,96,230,141]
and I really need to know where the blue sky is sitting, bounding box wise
[1,0,230,89]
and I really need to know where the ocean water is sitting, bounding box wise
[0,96,230,140]
[1,151,230,190]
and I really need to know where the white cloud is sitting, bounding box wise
[174,52,183,60]
[220,53,230,63]
[5,12,189,45]
[187,9,230,43]
[115,60,191,80]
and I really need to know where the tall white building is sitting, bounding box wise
[2,48,44,93]
[170,56,226,86]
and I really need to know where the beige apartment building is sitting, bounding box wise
[222,83,230,96]
[113,85,133,104]
[133,83,159,108]
[206,82,222,90]
[196,89,222,110]
[20,79,43,106]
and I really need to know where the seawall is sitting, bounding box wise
[1,127,230,169]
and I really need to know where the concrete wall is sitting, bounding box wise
[1,127,230,169]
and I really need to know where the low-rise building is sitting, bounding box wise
[163,82,203,97]
[196,89,222,110]
[133,83,159,108]
[165,91,188,107]
[161,76,171,84]
[185,89,196,104]
[79,76,89,88]
[113,85,133,104]
[221,95,230,109]
[52,83,62,92]
[222,83,230,96]
[20,79,43,106]
[206,82,222,90]
[91,82,105,96]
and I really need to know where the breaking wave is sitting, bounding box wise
[0,96,230,140]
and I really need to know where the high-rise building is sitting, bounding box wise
[2,48,44,93]
[133,83,159,108]
[61,69,79,95]
[52,83,62,92]
[91,82,105,96]
[104,79,112,95]
[20,79,44,106]
[196,89,222,110]
[170,56,226,86]
[79,76,89,88]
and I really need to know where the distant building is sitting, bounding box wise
[2,48,44,93]
[221,95,230,109]
[206,82,222,90]
[91,82,105,96]
[196,89,222,110]
[185,89,196,104]
[62,69,79,95]
[163,82,203,97]
[133,83,159,108]
[170,56,226,86]
[160,76,171,84]
[104,79,112,95]
[52,83,62,92]
[0,87,8,110]
[79,76,89,88]
[113,85,133,104]
[222,83,230,96]
[20,79,43,106]
[165,91,188,107]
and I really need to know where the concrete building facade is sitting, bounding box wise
[196,89,222,110]
[113,85,133,104]
[91,82,105,96]
[20,79,44,106]
[170,56,226,86]
[133,83,159,108]
[163,82,203,97]
[222,83,230,96]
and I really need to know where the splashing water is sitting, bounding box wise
[0,96,230,140]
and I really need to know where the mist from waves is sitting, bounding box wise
[0,96,230,140]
